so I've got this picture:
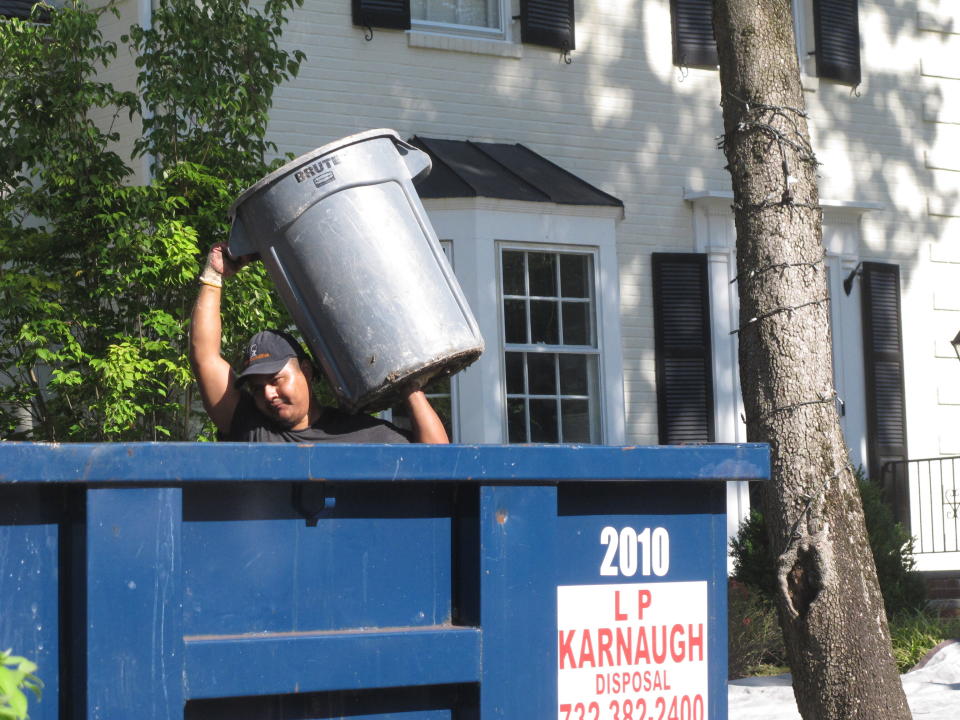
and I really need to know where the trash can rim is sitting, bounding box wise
[227,128,404,218]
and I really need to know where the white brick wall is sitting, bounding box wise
[91,0,146,182]
[267,3,731,443]
[90,0,959,451]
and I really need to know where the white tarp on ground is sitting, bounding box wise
[728,641,960,719]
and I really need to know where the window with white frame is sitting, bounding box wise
[411,0,504,35]
[500,247,600,443]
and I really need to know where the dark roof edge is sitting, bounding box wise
[513,143,624,208]
[410,136,479,197]
[467,141,552,203]
[1,1,51,22]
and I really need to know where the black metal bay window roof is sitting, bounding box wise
[0,0,51,21]
[409,136,623,209]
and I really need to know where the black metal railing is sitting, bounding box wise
[881,456,960,554]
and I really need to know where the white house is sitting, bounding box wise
[5,0,958,581]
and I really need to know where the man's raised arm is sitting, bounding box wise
[190,243,242,434]
[404,389,450,444]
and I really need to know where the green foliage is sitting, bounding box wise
[729,592,960,677]
[727,579,786,679]
[888,610,960,673]
[858,470,928,616]
[0,650,42,720]
[125,0,307,179]
[729,471,952,677]
[730,469,927,618]
[729,509,779,602]
[0,0,304,440]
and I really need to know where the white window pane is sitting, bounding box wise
[507,398,526,443]
[529,399,559,443]
[504,299,527,344]
[412,0,500,29]
[527,353,556,395]
[559,354,588,396]
[501,248,600,444]
[459,0,490,28]
[530,300,559,344]
[561,301,591,345]
[528,252,558,296]
[502,251,525,295]
[505,351,525,394]
[560,254,590,298]
[561,399,591,443]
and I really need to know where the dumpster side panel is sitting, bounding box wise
[479,485,558,717]
[0,486,62,720]
[0,523,60,720]
[184,627,481,698]
[86,488,183,720]
[181,484,453,635]
[0,444,768,719]
[185,683,476,719]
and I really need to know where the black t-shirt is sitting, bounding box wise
[222,393,413,443]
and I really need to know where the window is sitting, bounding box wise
[670,0,861,84]
[413,137,624,444]
[352,0,575,49]
[412,0,503,34]
[501,248,599,443]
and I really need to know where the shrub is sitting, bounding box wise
[730,468,927,618]
[858,472,927,616]
[727,580,786,679]
[888,611,960,673]
[729,509,778,601]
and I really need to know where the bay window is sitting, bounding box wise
[501,248,600,444]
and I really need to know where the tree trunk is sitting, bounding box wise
[711,1,911,717]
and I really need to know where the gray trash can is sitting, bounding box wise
[228,129,484,412]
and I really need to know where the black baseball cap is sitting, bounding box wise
[234,329,308,387]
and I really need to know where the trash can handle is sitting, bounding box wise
[227,216,256,259]
[392,137,432,184]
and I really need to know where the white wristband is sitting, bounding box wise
[199,264,223,289]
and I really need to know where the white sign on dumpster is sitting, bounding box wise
[557,581,709,720]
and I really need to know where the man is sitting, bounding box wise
[190,243,449,443]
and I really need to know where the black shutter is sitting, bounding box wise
[813,0,861,85]
[1,1,51,21]
[652,254,715,444]
[520,0,575,51]
[670,0,717,68]
[352,0,410,31]
[861,263,908,483]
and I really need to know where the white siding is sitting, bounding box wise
[90,1,959,454]
[91,0,147,182]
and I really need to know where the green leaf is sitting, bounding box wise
[0,0,302,441]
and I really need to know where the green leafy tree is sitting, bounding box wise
[0,0,304,440]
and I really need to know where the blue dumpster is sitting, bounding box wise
[0,443,768,719]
